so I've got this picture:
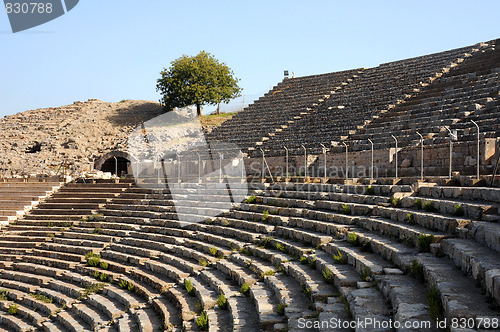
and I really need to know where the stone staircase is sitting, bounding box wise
[0,178,62,226]
[0,177,498,331]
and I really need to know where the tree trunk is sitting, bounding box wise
[216,104,220,115]
[197,104,201,117]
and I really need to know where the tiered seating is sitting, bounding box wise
[207,39,498,161]
[1,176,498,331]
[262,42,487,155]
[207,70,361,155]
[346,40,500,151]
[0,178,62,226]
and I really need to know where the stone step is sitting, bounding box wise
[189,223,260,244]
[0,270,51,286]
[22,214,82,221]
[14,219,76,227]
[36,203,102,210]
[324,238,398,275]
[85,293,125,319]
[376,204,472,233]
[249,283,286,330]
[316,297,353,332]
[116,313,139,332]
[211,216,274,234]
[133,307,163,332]
[416,186,500,205]
[415,253,500,320]
[37,287,76,308]
[165,286,197,322]
[54,310,91,332]
[41,320,71,332]
[59,231,116,244]
[0,312,36,332]
[31,209,94,216]
[466,221,500,253]
[275,225,334,247]
[441,238,500,304]
[151,296,182,329]
[0,279,39,294]
[102,284,142,310]
[0,300,47,327]
[402,195,499,220]
[342,286,394,332]
[71,302,109,331]
[227,295,261,332]
[22,254,79,270]
[283,260,337,302]
[378,273,434,329]
[52,237,108,248]
[198,269,260,331]
[35,245,89,260]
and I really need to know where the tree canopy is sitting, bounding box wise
[156,51,242,116]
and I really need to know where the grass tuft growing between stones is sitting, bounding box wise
[196,311,209,331]
[31,293,53,303]
[184,279,195,296]
[339,295,352,318]
[198,258,209,267]
[275,242,287,253]
[245,195,257,204]
[216,293,228,310]
[452,204,464,216]
[118,280,135,292]
[417,234,435,252]
[333,249,347,264]
[422,201,436,212]
[410,259,424,282]
[341,204,351,215]
[347,231,360,246]
[79,282,106,300]
[322,267,334,284]
[360,267,372,282]
[391,197,401,207]
[8,304,18,315]
[262,210,270,222]
[414,199,422,209]
[277,302,288,315]
[365,186,375,195]
[426,284,443,320]
[240,283,250,295]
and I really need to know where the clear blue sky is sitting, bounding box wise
[1,0,499,117]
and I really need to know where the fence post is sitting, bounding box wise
[367,139,374,180]
[219,153,223,183]
[391,135,398,178]
[444,127,453,179]
[471,120,480,180]
[302,145,307,178]
[196,152,201,183]
[416,132,424,180]
[320,143,327,181]
[342,142,348,179]
[284,145,289,180]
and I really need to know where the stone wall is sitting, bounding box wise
[246,138,499,178]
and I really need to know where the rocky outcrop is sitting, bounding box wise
[0,99,164,177]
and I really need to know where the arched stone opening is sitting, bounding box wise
[95,151,131,176]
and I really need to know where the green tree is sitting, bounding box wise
[156,51,242,116]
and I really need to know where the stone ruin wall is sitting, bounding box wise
[0,99,164,178]
[247,138,499,179]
